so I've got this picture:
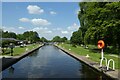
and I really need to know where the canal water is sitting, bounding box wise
[2,45,110,79]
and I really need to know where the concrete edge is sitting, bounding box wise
[54,44,119,80]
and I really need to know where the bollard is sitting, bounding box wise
[86,54,89,58]
[26,48,28,51]
[98,40,115,71]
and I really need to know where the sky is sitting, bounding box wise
[2,2,80,40]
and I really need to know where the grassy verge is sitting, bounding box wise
[59,43,119,69]
[1,44,41,56]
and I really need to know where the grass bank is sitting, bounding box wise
[1,44,41,56]
[59,43,119,69]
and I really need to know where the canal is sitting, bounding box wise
[2,45,110,79]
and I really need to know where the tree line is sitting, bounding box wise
[2,30,40,43]
[1,29,68,46]
[70,2,120,53]
[52,36,67,42]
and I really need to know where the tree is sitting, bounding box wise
[40,37,48,42]
[52,36,61,42]
[52,36,68,42]
[77,2,120,49]
[2,31,17,39]
[9,32,17,39]
[61,37,67,42]
[17,34,24,40]
[70,29,83,45]
[22,31,40,43]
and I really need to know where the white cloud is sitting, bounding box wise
[50,11,57,15]
[3,26,16,32]
[61,30,69,34]
[52,28,61,31]
[19,18,30,22]
[45,30,52,33]
[32,27,48,31]
[2,26,27,34]
[67,23,79,31]
[19,18,51,26]
[31,18,51,26]
[32,27,52,34]
[27,5,44,14]
[18,26,25,29]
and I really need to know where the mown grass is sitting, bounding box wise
[1,44,40,56]
[59,43,119,69]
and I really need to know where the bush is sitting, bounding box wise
[2,40,16,48]
[72,44,77,47]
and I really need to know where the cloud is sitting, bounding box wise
[67,23,79,31]
[18,26,25,29]
[50,11,57,15]
[32,27,47,31]
[19,18,30,22]
[2,26,27,34]
[52,28,61,31]
[61,30,69,34]
[27,5,44,14]
[32,27,52,34]
[31,18,51,26]
[45,30,52,33]
[19,18,51,26]
[3,26,16,32]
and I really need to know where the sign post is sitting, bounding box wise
[98,40,115,70]
[98,40,105,67]
[98,40,105,59]
[9,43,15,56]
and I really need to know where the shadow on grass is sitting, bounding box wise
[87,47,119,55]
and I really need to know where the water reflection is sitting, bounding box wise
[80,63,112,80]
[8,66,14,75]
[2,45,112,79]
[28,50,39,58]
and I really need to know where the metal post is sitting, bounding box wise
[100,49,105,67]
[100,59,103,67]
[101,49,104,60]
[104,57,108,66]
[107,59,115,70]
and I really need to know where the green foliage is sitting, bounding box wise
[2,40,16,48]
[40,37,48,42]
[1,44,40,56]
[65,40,70,44]
[2,30,40,46]
[72,44,77,47]
[2,31,17,39]
[61,37,67,42]
[52,36,61,42]
[16,34,24,40]
[70,29,83,45]
[22,31,40,43]
[72,2,120,52]
[59,43,119,69]
[52,36,67,42]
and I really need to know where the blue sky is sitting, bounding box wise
[2,2,80,40]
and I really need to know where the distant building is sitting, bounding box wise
[0,38,20,47]
[0,38,20,42]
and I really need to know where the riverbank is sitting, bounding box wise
[0,44,40,56]
[54,44,119,80]
[1,44,44,71]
